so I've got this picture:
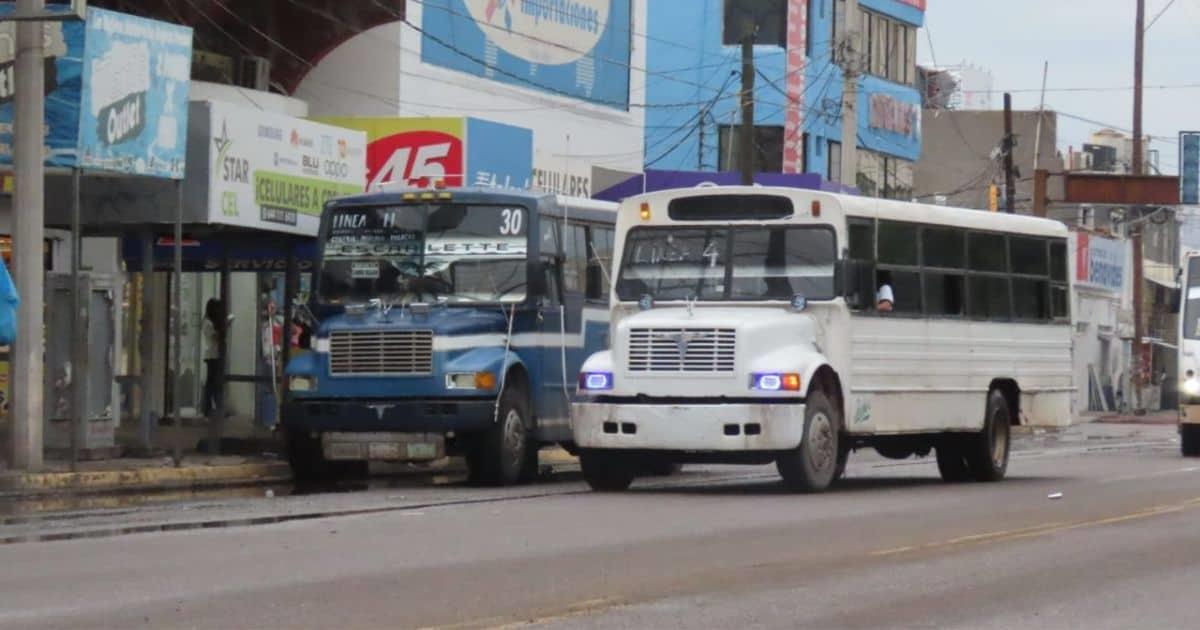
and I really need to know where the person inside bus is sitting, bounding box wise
[876,271,895,312]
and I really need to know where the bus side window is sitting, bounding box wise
[540,217,560,257]
[847,219,875,310]
[563,224,587,293]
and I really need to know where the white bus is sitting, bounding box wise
[1179,251,1200,456]
[572,186,1073,492]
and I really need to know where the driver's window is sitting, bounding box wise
[543,258,562,306]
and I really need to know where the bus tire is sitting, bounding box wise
[964,389,1012,482]
[833,442,850,483]
[1182,425,1200,457]
[468,384,533,486]
[580,450,635,491]
[776,391,840,493]
[935,438,971,483]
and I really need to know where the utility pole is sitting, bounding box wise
[839,0,860,187]
[739,16,755,186]
[1003,93,1016,213]
[11,0,46,471]
[1131,0,1147,410]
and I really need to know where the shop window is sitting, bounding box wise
[723,0,786,47]
[878,221,918,266]
[922,227,965,269]
[719,125,785,173]
[828,141,842,182]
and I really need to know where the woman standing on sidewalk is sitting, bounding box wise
[202,299,227,418]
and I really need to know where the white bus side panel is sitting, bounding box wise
[845,317,1073,433]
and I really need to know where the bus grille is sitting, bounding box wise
[328,330,434,376]
[627,328,737,373]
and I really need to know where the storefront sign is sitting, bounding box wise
[122,236,320,272]
[531,167,589,197]
[0,9,84,168]
[201,100,367,236]
[318,116,532,191]
[0,7,192,176]
[868,93,919,139]
[420,0,632,109]
[1076,233,1125,293]
[78,8,192,178]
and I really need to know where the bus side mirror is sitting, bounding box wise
[842,260,875,310]
[585,264,604,301]
[528,260,549,298]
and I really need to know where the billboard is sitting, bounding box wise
[199,101,367,236]
[0,7,192,177]
[0,8,85,168]
[420,0,632,109]
[317,116,533,191]
[1075,232,1125,293]
[78,8,193,179]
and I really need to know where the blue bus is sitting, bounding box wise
[283,188,617,485]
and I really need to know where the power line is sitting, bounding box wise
[1146,0,1179,30]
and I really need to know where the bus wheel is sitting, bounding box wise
[777,391,840,493]
[580,450,635,491]
[964,390,1012,482]
[1183,425,1200,457]
[833,442,850,483]
[469,385,533,486]
[935,438,971,483]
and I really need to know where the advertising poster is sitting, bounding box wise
[0,7,86,168]
[78,7,193,178]
[420,0,632,109]
[317,116,532,192]
[203,100,368,237]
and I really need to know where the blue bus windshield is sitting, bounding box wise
[319,203,530,305]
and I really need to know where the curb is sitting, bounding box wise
[0,461,292,497]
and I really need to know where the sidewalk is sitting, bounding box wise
[0,455,291,498]
[1088,410,1177,425]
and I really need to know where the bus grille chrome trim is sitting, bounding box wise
[328,329,434,376]
[627,328,737,373]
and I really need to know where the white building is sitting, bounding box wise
[1070,230,1135,414]
[294,0,648,197]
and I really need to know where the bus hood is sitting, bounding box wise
[316,307,510,337]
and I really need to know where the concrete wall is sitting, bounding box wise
[914,110,1064,211]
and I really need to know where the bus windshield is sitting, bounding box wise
[1185,257,1200,339]
[615,225,836,302]
[318,203,530,305]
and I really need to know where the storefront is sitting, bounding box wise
[46,99,366,447]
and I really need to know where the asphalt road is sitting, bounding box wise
[0,423,1196,629]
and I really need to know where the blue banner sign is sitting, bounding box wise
[421,0,632,109]
[1181,131,1200,206]
[78,8,193,179]
[0,6,86,168]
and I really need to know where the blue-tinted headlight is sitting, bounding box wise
[579,371,614,391]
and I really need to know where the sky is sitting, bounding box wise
[917,0,1200,174]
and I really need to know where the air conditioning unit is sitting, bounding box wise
[238,56,271,91]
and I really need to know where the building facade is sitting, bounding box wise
[294,0,648,198]
[642,0,924,197]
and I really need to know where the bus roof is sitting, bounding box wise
[622,186,1068,239]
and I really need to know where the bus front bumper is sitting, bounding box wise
[572,401,806,451]
[282,398,497,435]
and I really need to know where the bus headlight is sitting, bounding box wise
[579,371,614,391]
[751,373,802,392]
[289,376,317,392]
[446,372,497,391]
[1184,378,1200,396]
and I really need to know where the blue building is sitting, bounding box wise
[643,0,925,199]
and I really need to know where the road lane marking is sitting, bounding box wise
[1100,466,1200,484]
[419,598,623,630]
[871,496,1200,558]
